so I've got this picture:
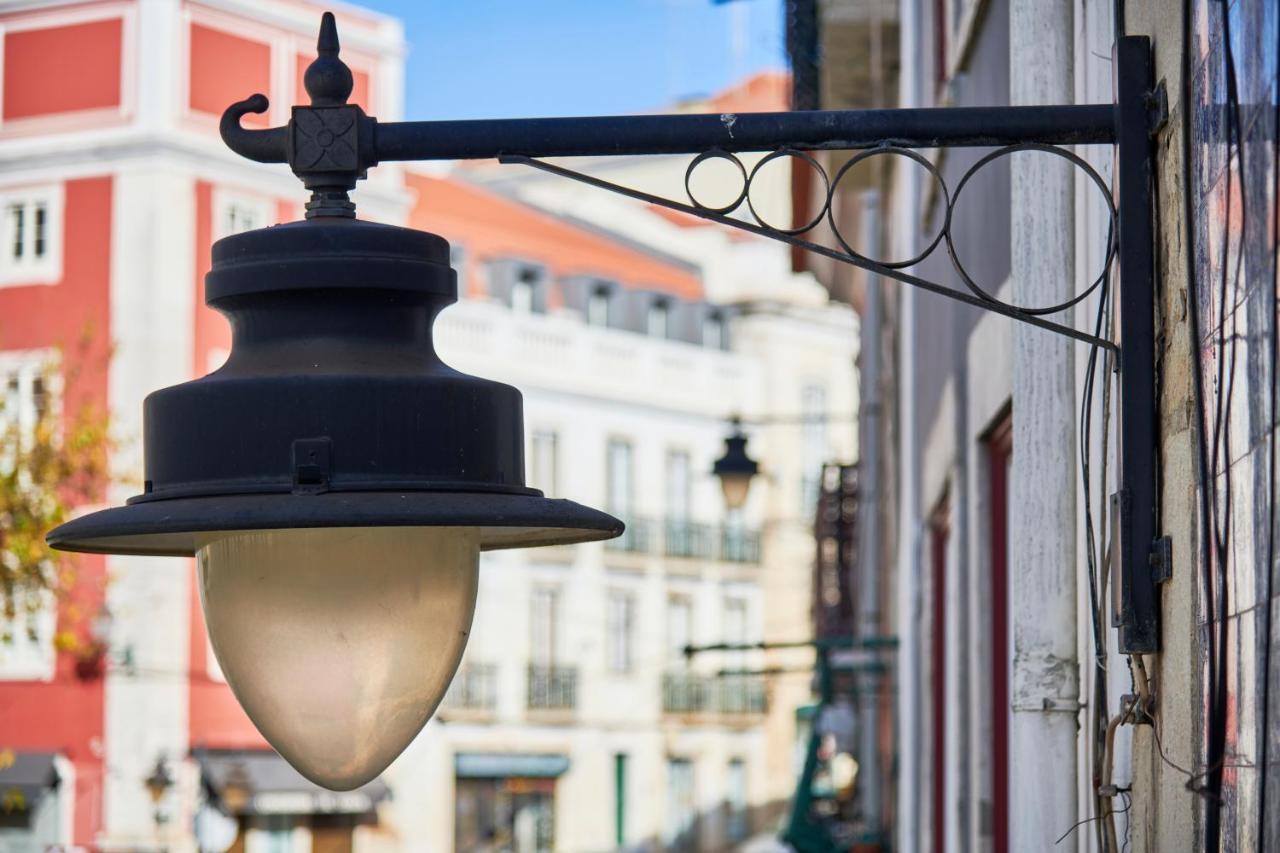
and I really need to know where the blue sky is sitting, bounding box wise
[359,0,787,120]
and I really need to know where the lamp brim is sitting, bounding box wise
[48,491,624,557]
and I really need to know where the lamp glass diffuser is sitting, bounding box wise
[719,473,754,511]
[198,526,479,790]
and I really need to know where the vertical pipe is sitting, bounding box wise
[1009,0,1081,848]
[857,189,884,835]
[895,1,926,847]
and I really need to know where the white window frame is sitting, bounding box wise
[586,286,611,327]
[0,184,63,287]
[703,312,724,350]
[529,428,559,496]
[0,585,57,682]
[647,299,670,339]
[0,349,60,681]
[606,589,635,674]
[530,585,560,666]
[212,188,273,241]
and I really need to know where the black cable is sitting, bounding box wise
[1256,0,1280,843]
[1204,0,1247,844]
[1182,0,1224,828]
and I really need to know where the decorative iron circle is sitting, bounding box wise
[945,142,1118,316]
[827,147,951,269]
[684,150,749,215]
[746,149,830,234]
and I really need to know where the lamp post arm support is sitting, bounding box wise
[218,13,1165,654]
[221,102,1116,166]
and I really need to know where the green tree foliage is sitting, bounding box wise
[0,357,110,649]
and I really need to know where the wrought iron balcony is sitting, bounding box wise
[664,518,714,559]
[716,675,768,715]
[527,663,577,710]
[662,672,767,716]
[662,672,713,713]
[719,526,761,564]
[603,515,654,554]
[443,662,497,711]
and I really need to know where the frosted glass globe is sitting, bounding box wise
[719,473,753,510]
[197,526,479,791]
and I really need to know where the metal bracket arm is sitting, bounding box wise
[218,14,1165,652]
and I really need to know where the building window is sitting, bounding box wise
[800,383,827,517]
[0,352,54,455]
[511,264,547,314]
[929,498,950,853]
[665,758,696,851]
[985,416,1012,851]
[530,429,558,496]
[665,450,691,523]
[0,353,58,680]
[647,299,670,338]
[0,586,56,681]
[703,311,725,350]
[587,286,612,327]
[726,758,748,841]
[606,590,634,674]
[666,594,693,664]
[606,438,634,517]
[213,190,272,242]
[530,586,560,666]
[0,186,61,286]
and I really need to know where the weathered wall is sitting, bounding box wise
[1125,0,1279,849]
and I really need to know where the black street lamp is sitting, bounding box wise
[712,418,760,511]
[48,11,1166,791]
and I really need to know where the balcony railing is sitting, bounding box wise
[716,676,768,714]
[604,516,654,554]
[662,673,767,716]
[443,662,497,711]
[606,516,761,564]
[527,663,577,711]
[664,519,714,559]
[720,527,761,563]
[662,672,713,713]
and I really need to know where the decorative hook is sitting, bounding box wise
[218,94,287,164]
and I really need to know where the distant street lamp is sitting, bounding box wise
[48,10,1165,798]
[712,418,760,511]
[145,756,174,830]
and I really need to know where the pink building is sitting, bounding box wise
[0,2,404,848]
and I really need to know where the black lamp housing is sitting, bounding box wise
[47,217,622,556]
[712,420,760,511]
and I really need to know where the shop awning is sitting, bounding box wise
[454,752,570,779]
[0,750,59,814]
[195,749,389,817]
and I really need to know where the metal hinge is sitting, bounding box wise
[1146,79,1169,137]
[1149,536,1173,583]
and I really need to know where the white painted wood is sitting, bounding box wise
[1009,0,1081,848]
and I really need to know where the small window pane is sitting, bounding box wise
[32,204,46,258]
[587,288,611,326]
[606,439,633,516]
[606,590,634,674]
[704,313,723,349]
[530,430,558,496]
[10,204,24,260]
[647,301,670,338]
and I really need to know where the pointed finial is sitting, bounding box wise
[304,12,353,107]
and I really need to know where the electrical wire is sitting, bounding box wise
[1256,0,1280,843]
[1202,0,1248,844]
